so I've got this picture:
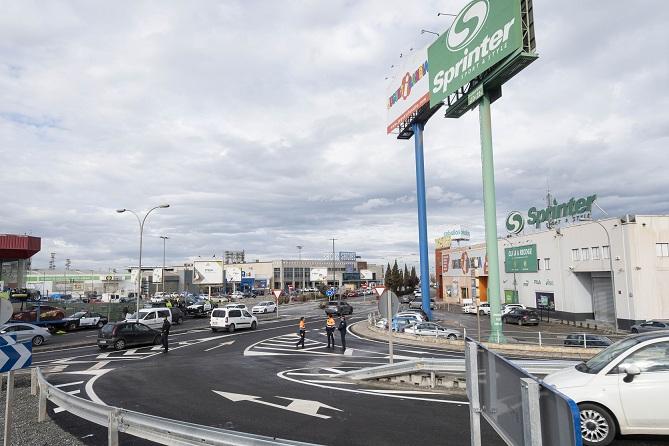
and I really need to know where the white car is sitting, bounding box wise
[404,322,461,340]
[252,301,277,314]
[230,291,244,301]
[393,312,425,324]
[462,305,477,314]
[210,307,257,333]
[543,332,669,446]
[125,307,172,330]
[0,323,52,346]
[375,318,388,329]
[502,303,526,315]
[463,303,490,315]
[225,303,248,311]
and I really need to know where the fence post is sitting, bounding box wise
[38,379,48,423]
[538,332,542,348]
[4,371,15,446]
[31,367,38,396]
[108,408,120,446]
[583,334,587,349]
[520,378,543,446]
[465,341,482,446]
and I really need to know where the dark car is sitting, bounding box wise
[630,320,669,334]
[563,334,613,348]
[400,295,412,304]
[345,291,358,298]
[11,305,66,322]
[502,309,540,326]
[324,301,353,316]
[97,322,162,351]
[402,308,430,322]
[170,307,185,325]
[63,311,108,331]
[409,298,436,310]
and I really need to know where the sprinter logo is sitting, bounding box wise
[446,0,489,51]
[505,211,524,234]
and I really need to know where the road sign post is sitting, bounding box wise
[272,289,282,320]
[0,333,32,446]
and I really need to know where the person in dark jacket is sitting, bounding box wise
[161,315,171,353]
[338,315,347,352]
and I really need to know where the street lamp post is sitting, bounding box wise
[160,236,169,293]
[117,204,170,322]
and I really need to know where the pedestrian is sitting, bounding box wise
[338,315,347,352]
[166,299,172,308]
[161,315,171,353]
[326,313,336,348]
[295,317,306,349]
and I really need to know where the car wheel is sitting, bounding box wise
[178,317,184,325]
[518,319,523,326]
[211,327,218,333]
[631,328,639,334]
[228,324,235,333]
[153,335,162,345]
[32,335,45,346]
[114,339,126,350]
[579,403,616,446]
[96,321,104,329]
[251,321,257,330]
[479,310,485,316]
[67,322,77,331]
[264,309,267,313]
[447,334,457,340]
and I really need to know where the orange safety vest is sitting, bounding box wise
[299,320,305,330]
[326,317,335,328]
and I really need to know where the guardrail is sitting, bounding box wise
[340,358,578,381]
[31,367,319,446]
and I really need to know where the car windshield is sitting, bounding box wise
[70,311,87,318]
[576,337,641,374]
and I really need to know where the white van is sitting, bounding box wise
[210,307,257,333]
[126,307,172,330]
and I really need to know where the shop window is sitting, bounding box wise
[571,249,580,261]
[592,247,600,260]
[657,243,669,257]
[581,247,590,260]
[602,245,611,259]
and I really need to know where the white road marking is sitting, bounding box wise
[363,389,442,395]
[304,380,357,385]
[204,340,236,352]
[66,389,81,395]
[285,372,337,377]
[213,391,342,419]
[54,381,84,388]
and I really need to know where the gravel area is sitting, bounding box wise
[0,373,85,446]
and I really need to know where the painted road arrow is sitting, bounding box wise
[204,340,235,352]
[213,391,342,419]
[0,340,32,372]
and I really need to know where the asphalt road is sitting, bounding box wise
[33,298,667,446]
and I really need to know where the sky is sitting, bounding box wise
[1,1,668,272]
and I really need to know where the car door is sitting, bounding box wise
[3,325,30,342]
[142,311,158,329]
[79,312,95,327]
[615,340,669,431]
[241,310,253,327]
[132,323,155,345]
[638,322,654,333]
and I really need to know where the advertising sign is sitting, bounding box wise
[428,0,523,107]
[386,46,430,134]
[359,269,374,280]
[309,268,328,282]
[192,261,224,284]
[535,292,555,310]
[442,254,450,272]
[342,272,361,282]
[505,244,538,273]
[444,225,471,241]
[338,251,357,262]
[152,268,163,283]
[224,266,242,282]
[506,194,597,232]
[435,235,452,250]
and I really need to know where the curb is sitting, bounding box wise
[350,321,599,360]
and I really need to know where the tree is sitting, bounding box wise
[384,262,391,287]
[390,260,402,293]
[403,264,411,290]
[410,266,419,288]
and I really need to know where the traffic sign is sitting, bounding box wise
[326,289,335,297]
[272,290,283,299]
[378,290,400,317]
[374,286,386,296]
[0,298,13,325]
[0,340,32,373]
[0,334,17,347]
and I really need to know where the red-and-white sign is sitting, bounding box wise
[272,290,283,299]
[374,286,386,296]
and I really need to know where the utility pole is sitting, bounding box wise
[160,236,169,293]
[330,238,337,290]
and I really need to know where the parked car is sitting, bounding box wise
[230,291,244,301]
[325,301,353,316]
[170,307,185,325]
[187,300,214,316]
[63,311,108,331]
[402,308,430,321]
[391,316,418,332]
[251,301,277,314]
[375,318,388,329]
[395,311,427,322]
[502,308,540,326]
[564,334,613,348]
[544,332,669,446]
[630,319,669,334]
[400,295,412,304]
[11,305,65,322]
[125,307,172,330]
[502,303,526,315]
[477,302,491,315]
[462,304,477,314]
[210,308,257,333]
[404,322,461,340]
[0,322,52,346]
[409,298,436,310]
[225,303,248,311]
[97,322,162,351]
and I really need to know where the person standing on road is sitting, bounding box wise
[326,314,336,348]
[338,315,347,352]
[161,315,171,353]
[295,317,306,349]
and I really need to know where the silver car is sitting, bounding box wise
[630,319,669,334]
[403,322,461,340]
[0,322,52,346]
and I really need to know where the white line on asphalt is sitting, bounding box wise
[285,373,337,377]
[54,381,84,388]
[304,380,357,385]
[33,345,97,354]
[363,390,443,395]
[66,389,81,395]
[204,340,235,352]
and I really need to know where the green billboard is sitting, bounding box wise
[428,0,523,107]
[505,244,537,273]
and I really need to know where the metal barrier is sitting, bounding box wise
[32,367,319,446]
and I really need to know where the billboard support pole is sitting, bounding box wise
[411,121,432,320]
[465,341,482,446]
[478,93,504,343]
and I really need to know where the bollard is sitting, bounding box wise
[31,368,38,396]
[38,385,48,423]
[538,332,542,348]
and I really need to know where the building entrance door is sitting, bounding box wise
[591,272,615,324]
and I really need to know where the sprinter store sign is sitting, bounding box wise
[506,194,598,233]
[428,0,523,107]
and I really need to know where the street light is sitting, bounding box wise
[117,204,170,322]
[160,236,169,293]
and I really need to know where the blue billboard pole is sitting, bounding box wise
[411,121,432,320]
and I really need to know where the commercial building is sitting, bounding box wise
[436,214,669,330]
[0,234,41,290]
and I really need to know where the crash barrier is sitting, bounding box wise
[341,358,577,381]
[465,339,582,446]
[32,367,319,446]
[367,312,625,348]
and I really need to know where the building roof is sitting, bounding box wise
[0,234,41,260]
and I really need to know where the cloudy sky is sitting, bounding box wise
[1,1,667,272]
